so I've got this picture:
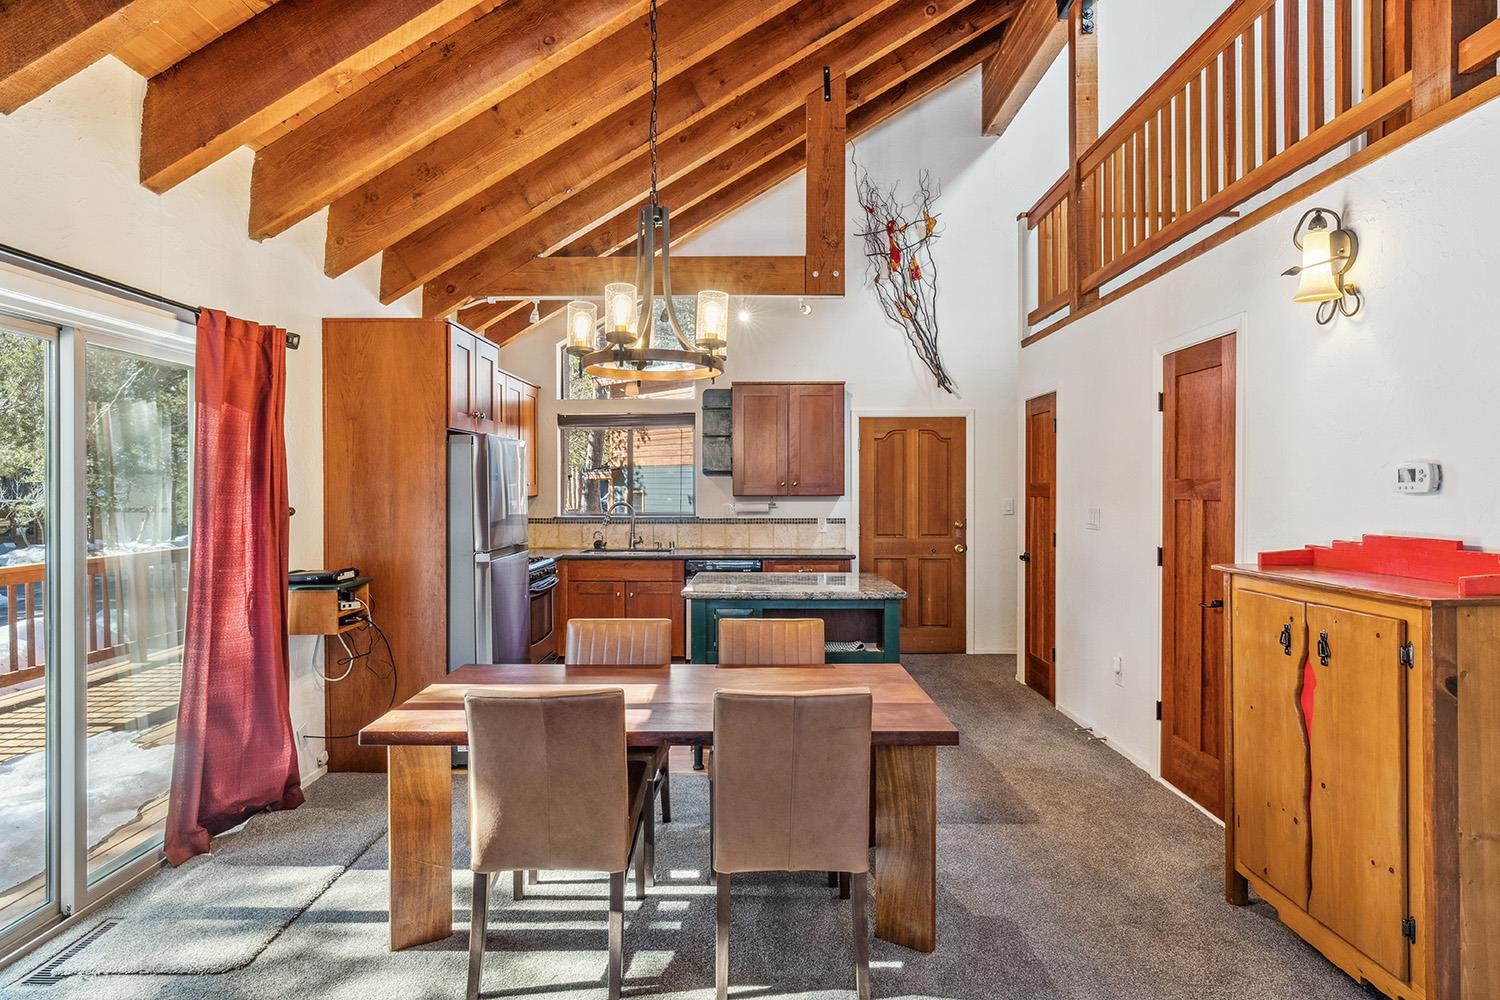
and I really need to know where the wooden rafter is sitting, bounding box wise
[324,0,805,277]
[980,0,1067,136]
[140,0,498,192]
[386,0,946,303]
[491,301,566,346]
[412,0,1015,315]
[456,300,523,334]
[247,0,649,240]
[465,256,808,299]
[0,0,179,114]
[805,72,848,295]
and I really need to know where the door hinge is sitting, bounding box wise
[1399,642,1415,669]
[1155,700,1163,721]
[1402,916,1417,944]
[1051,646,1056,660]
[1156,546,1164,567]
[1053,532,1057,546]
[1157,391,1165,412]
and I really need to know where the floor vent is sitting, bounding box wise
[16,919,120,986]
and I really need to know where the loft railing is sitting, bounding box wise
[0,546,189,689]
[1022,0,1499,335]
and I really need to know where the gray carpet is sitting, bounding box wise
[1,655,1369,999]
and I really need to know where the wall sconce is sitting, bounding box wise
[1283,208,1362,324]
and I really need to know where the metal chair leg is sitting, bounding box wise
[467,872,489,1000]
[839,871,851,900]
[715,872,731,1000]
[827,872,839,888]
[608,871,625,1000]
[644,788,657,889]
[658,764,672,823]
[635,783,652,900]
[512,870,525,901]
[851,872,870,1000]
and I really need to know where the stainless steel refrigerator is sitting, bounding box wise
[448,432,529,675]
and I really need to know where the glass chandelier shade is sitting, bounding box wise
[695,289,729,353]
[602,283,640,346]
[565,300,598,355]
[1292,228,1342,303]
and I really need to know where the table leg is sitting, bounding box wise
[873,745,937,952]
[388,745,453,950]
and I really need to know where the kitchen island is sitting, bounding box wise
[683,571,907,664]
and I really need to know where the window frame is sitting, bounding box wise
[556,412,698,519]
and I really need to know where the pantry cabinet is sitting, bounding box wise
[731,381,845,496]
[1219,535,1500,1000]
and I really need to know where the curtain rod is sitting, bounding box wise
[0,242,301,350]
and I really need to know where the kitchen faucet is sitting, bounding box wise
[606,500,644,550]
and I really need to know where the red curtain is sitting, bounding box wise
[165,309,303,865]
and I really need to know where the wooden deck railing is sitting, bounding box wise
[1022,0,1498,338]
[0,546,189,689]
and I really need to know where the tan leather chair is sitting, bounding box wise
[716,617,826,666]
[464,689,652,1000]
[711,689,873,1000]
[566,618,674,834]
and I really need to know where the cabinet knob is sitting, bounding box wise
[780,481,786,488]
[791,481,798,487]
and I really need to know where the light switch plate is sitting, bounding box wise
[1086,507,1103,530]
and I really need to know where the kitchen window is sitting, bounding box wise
[559,414,695,516]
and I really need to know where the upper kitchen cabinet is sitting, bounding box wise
[731,381,845,496]
[499,372,540,498]
[447,323,540,497]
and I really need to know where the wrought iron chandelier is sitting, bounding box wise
[563,0,728,382]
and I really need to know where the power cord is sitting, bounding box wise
[302,613,399,741]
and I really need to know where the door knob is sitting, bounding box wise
[1019,553,1031,562]
[955,521,965,530]
[954,543,967,554]
[1200,599,1224,610]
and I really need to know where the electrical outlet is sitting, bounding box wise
[316,750,329,768]
[1111,654,1124,687]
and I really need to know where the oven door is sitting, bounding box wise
[528,574,558,662]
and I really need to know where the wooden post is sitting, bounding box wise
[805,70,846,297]
[1067,2,1099,308]
[1412,0,1498,114]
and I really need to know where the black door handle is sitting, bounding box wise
[1019,553,1031,563]
[1200,599,1224,609]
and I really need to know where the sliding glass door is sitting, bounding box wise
[0,315,192,956]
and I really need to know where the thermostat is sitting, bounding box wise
[1394,462,1442,494]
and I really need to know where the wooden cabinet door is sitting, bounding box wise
[448,326,478,432]
[1304,603,1410,981]
[497,373,523,437]
[1230,589,1311,907]
[517,378,539,497]
[625,581,685,659]
[763,559,851,573]
[732,384,788,495]
[564,580,625,622]
[473,336,499,428]
[787,383,845,495]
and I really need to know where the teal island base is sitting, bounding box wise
[687,597,903,664]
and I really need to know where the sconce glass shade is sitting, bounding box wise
[695,289,729,352]
[565,300,597,355]
[603,282,640,346]
[1293,228,1343,303]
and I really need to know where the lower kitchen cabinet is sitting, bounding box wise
[1219,537,1500,1000]
[762,558,852,573]
[558,559,685,659]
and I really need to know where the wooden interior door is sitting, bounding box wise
[1023,394,1057,701]
[1161,333,1236,817]
[731,384,788,495]
[859,417,967,653]
[787,383,845,495]
[1230,589,1310,907]
[1305,603,1410,981]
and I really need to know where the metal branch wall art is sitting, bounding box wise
[853,160,955,393]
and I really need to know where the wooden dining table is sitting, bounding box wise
[359,661,959,953]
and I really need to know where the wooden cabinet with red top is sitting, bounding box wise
[731,381,845,496]
[1218,535,1500,1000]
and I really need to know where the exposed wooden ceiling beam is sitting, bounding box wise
[410,0,1011,315]
[247,0,648,239]
[325,0,804,277]
[980,0,1067,136]
[491,300,566,345]
[381,0,933,300]
[457,300,523,333]
[140,0,495,192]
[461,256,808,299]
[0,0,178,114]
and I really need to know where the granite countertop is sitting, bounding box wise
[530,547,857,561]
[681,571,907,601]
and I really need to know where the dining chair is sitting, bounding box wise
[716,617,826,666]
[464,689,653,1000]
[711,689,873,1000]
[566,618,674,834]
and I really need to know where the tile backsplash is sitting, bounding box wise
[529,517,849,551]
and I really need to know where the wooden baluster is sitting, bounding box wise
[1114,147,1125,262]
[86,569,98,654]
[1160,104,1174,225]
[1133,127,1147,246]
[1206,55,1221,198]
[1334,0,1353,114]
[1261,7,1278,160]
[7,583,17,676]
[25,581,37,670]
[1057,198,1069,296]
[101,562,114,652]
[1223,41,1239,186]
[1307,0,1326,130]
[1241,27,1258,174]
[1189,73,1204,211]
[1146,114,1160,237]
[1101,155,1113,267]
[33,581,44,671]
[1284,0,1301,148]
[1038,215,1050,305]
[1123,133,1135,253]
[1174,88,1189,222]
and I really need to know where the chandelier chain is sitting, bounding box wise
[648,0,659,203]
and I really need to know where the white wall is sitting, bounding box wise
[501,70,1072,654]
[0,58,419,777]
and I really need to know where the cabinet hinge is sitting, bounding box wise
[1156,546,1164,567]
[1157,391,1165,412]
[1155,700,1163,721]
[1399,642,1415,669]
[1402,915,1417,944]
